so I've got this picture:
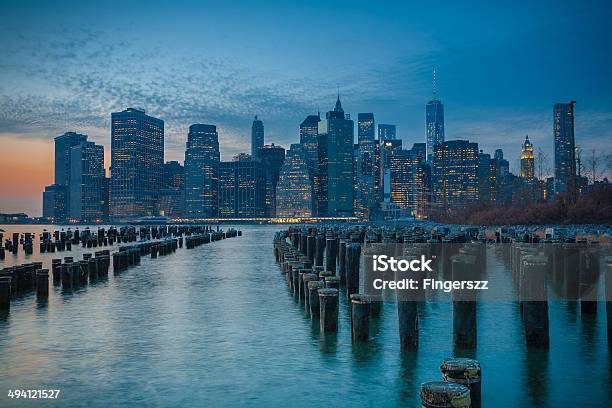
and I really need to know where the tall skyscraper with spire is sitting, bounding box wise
[426,69,445,164]
[520,135,534,179]
[251,115,264,160]
[317,94,354,216]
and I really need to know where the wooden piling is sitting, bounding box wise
[440,358,482,408]
[36,269,49,299]
[420,381,471,408]
[350,294,371,342]
[452,254,477,349]
[319,288,339,333]
[520,255,549,348]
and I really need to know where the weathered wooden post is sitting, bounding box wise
[520,255,549,347]
[350,294,371,342]
[338,240,347,283]
[315,234,324,267]
[397,298,418,352]
[420,381,471,408]
[36,269,49,299]
[606,256,612,345]
[308,280,325,319]
[0,275,11,310]
[452,254,477,349]
[440,358,482,408]
[578,248,598,314]
[346,243,361,299]
[319,288,339,333]
[325,236,337,273]
[324,276,341,290]
[302,273,318,313]
[307,235,315,263]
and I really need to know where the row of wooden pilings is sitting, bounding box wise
[0,250,111,310]
[0,225,233,259]
[272,225,611,407]
[273,227,484,407]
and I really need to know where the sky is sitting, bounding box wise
[1,0,611,216]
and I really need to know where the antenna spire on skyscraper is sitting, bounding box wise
[433,68,438,100]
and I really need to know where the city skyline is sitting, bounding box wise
[1,0,611,216]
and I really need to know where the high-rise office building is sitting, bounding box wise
[317,96,354,217]
[388,147,426,216]
[520,135,534,179]
[69,141,107,222]
[219,154,266,218]
[355,113,376,218]
[251,115,264,160]
[258,143,286,217]
[276,144,313,218]
[377,124,396,141]
[54,131,88,186]
[110,108,164,220]
[553,101,576,195]
[432,140,479,212]
[477,151,496,205]
[184,124,220,218]
[299,114,321,213]
[42,184,68,222]
[426,98,445,163]
[159,161,185,218]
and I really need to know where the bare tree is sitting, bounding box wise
[584,149,611,183]
[536,148,550,180]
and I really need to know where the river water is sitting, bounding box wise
[0,225,610,407]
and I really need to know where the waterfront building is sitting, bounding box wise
[69,141,107,222]
[219,154,266,218]
[432,140,479,213]
[258,143,286,217]
[276,144,313,218]
[376,138,402,204]
[159,161,185,218]
[553,101,576,195]
[377,124,396,141]
[184,124,220,218]
[110,108,164,220]
[42,184,68,222]
[251,116,264,160]
[55,131,88,186]
[317,96,354,217]
[520,135,535,179]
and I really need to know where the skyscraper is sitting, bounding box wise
[426,72,445,163]
[318,96,354,217]
[184,124,220,218]
[110,108,164,220]
[42,184,68,222]
[69,141,107,222]
[477,151,496,205]
[432,140,479,212]
[54,131,88,186]
[553,101,576,195]
[159,161,185,218]
[219,154,266,218]
[388,147,426,216]
[276,144,313,218]
[356,113,376,218]
[377,124,396,141]
[520,135,534,179]
[258,143,286,217]
[251,115,264,159]
[299,114,321,214]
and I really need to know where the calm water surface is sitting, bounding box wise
[0,225,610,407]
